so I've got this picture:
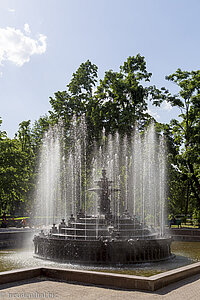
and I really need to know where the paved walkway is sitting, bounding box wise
[0,275,200,300]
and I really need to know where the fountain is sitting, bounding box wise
[33,119,172,265]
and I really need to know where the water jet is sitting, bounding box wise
[33,120,172,265]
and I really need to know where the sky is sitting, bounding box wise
[0,0,200,137]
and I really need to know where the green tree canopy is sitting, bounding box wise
[159,69,200,210]
[49,55,157,140]
[96,54,153,134]
[0,120,36,216]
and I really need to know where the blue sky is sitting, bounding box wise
[0,0,200,137]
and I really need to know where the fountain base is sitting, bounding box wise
[34,237,172,265]
[33,213,172,265]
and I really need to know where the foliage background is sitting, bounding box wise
[0,55,199,219]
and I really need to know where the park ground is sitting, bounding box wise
[0,274,200,300]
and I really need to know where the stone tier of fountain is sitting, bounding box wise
[33,170,171,265]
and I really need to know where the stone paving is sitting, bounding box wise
[0,275,200,300]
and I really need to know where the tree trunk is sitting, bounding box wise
[185,180,190,216]
[187,161,200,197]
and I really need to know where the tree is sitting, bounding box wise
[159,69,200,209]
[49,60,99,133]
[96,54,153,134]
[49,55,156,141]
[0,120,36,216]
[0,138,29,215]
[0,118,7,140]
[31,115,51,153]
[18,121,33,152]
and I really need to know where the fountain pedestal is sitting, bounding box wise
[33,169,172,265]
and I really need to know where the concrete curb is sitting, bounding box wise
[169,228,200,241]
[1,262,200,291]
[150,262,200,290]
[0,230,35,249]
[0,268,42,285]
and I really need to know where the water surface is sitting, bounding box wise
[0,241,199,277]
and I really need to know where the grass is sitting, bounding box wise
[170,224,200,229]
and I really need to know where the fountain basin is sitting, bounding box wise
[34,166,171,265]
[33,212,172,265]
[34,235,172,265]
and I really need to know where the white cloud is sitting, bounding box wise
[24,23,31,35]
[147,109,160,120]
[8,8,15,13]
[0,25,47,67]
[162,100,172,111]
[0,71,2,78]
